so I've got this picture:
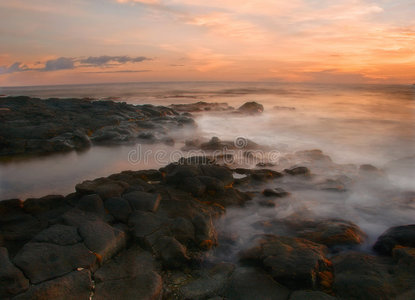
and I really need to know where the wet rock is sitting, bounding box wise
[192,214,218,249]
[77,220,126,263]
[237,102,264,114]
[32,224,82,246]
[295,149,332,163]
[123,191,161,212]
[95,276,163,300]
[373,224,415,255]
[289,290,337,300]
[392,246,415,265]
[297,219,366,247]
[224,267,290,300]
[77,194,106,217]
[262,188,289,198]
[170,217,196,245]
[170,101,234,113]
[128,211,166,244]
[75,177,129,200]
[332,252,396,300]
[0,247,29,298]
[13,242,96,284]
[284,166,310,176]
[153,236,189,268]
[23,195,66,215]
[104,197,132,223]
[0,96,192,156]
[13,269,92,300]
[180,263,235,299]
[239,235,332,290]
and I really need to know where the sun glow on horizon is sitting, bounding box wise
[0,0,414,86]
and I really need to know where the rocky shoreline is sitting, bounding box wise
[0,97,414,300]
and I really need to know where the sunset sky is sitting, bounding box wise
[0,0,414,86]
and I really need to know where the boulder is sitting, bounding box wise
[332,252,396,300]
[192,214,218,249]
[373,224,415,255]
[297,219,366,247]
[224,267,290,300]
[13,269,92,300]
[170,217,196,245]
[32,224,82,246]
[0,247,29,298]
[94,247,162,300]
[123,191,161,212]
[262,188,289,198]
[77,194,106,217]
[289,290,337,300]
[180,263,235,300]
[237,102,264,114]
[104,197,132,223]
[284,166,310,176]
[153,236,189,268]
[239,235,332,290]
[13,242,96,284]
[77,220,126,263]
[75,177,129,200]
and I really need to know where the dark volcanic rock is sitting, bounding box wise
[13,242,96,284]
[237,101,264,114]
[75,177,129,200]
[373,224,415,255]
[153,236,190,268]
[262,188,289,198]
[332,252,397,300]
[123,191,161,212]
[224,267,290,300]
[179,263,235,299]
[289,290,337,300]
[0,247,29,298]
[94,246,162,300]
[32,224,82,246]
[284,166,310,176]
[13,269,92,300]
[170,101,234,113]
[239,235,332,290]
[104,197,132,223]
[0,96,194,156]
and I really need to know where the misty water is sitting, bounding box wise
[1,82,414,250]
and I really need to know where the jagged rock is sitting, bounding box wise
[239,235,332,290]
[373,224,415,255]
[13,269,92,300]
[13,242,96,284]
[0,247,29,298]
[224,267,290,300]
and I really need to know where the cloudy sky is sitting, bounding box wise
[0,0,414,86]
